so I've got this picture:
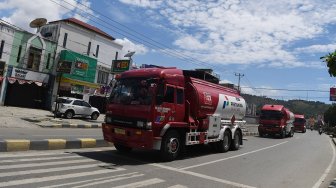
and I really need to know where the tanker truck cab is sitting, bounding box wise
[294,114,306,133]
[103,68,246,161]
[258,105,294,138]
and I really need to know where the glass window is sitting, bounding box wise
[82,101,91,107]
[176,88,184,104]
[73,100,82,106]
[164,86,175,103]
[27,47,42,71]
[63,33,68,48]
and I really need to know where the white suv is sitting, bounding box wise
[53,97,100,120]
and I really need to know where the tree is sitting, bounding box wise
[320,50,336,77]
[324,104,336,127]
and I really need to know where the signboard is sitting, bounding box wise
[56,61,72,73]
[11,67,49,83]
[330,88,336,101]
[59,50,97,83]
[112,60,130,73]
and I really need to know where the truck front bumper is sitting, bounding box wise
[258,126,282,135]
[102,123,159,150]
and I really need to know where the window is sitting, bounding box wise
[87,42,91,55]
[46,53,51,69]
[95,45,99,58]
[82,101,91,107]
[27,47,42,71]
[97,70,109,84]
[164,86,175,103]
[73,100,82,106]
[0,40,4,59]
[63,33,68,48]
[16,45,22,63]
[176,88,184,104]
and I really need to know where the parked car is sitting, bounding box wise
[53,97,100,120]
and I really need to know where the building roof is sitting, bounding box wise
[50,18,115,41]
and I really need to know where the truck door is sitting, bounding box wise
[175,87,185,122]
[154,84,176,125]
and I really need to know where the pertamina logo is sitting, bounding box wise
[223,96,229,109]
[203,92,212,105]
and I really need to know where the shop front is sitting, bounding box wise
[4,66,50,109]
[57,50,99,101]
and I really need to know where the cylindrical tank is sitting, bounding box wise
[185,77,246,120]
[284,108,294,124]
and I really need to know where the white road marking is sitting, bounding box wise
[72,174,145,188]
[0,155,81,163]
[0,163,124,178]
[167,185,188,188]
[0,151,71,158]
[181,141,289,170]
[312,138,336,188]
[0,159,95,170]
[40,172,139,188]
[110,178,165,188]
[150,163,256,188]
[0,169,116,187]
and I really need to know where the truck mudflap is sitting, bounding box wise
[102,123,155,149]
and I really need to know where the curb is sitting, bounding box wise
[329,137,336,188]
[37,124,102,128]
[0,139,113,152]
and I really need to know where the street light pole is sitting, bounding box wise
[235,72,244,94]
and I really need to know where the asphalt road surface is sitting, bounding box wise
[0,131,335,188]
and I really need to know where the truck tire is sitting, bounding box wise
[217,130,231,153]
[231,131,241,150]
[280,128,286,139]
[114,143,132,153]
[160,130,181,161]
[289,127,294,137]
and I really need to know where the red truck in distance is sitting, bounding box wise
[258,104,295,138]
[294,114,306,133]
[102,67,247,161]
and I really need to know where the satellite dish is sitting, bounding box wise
[29,18,47,28]
[124,51,135,58]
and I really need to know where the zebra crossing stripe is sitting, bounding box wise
[0,159,95,170]
[0,169,115,187]
[39,172,139,188]
[0,163,124,178]
[167,185,188,188]
[110,178,166,188]
[0,155,81,163]
[71,174,145,188]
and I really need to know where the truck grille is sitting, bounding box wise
[106,115,148,129]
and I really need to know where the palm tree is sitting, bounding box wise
[320,50,336,77]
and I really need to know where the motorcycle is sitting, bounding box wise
[318,125,323,135]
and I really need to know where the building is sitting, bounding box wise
[0,21,57,109]
[39,18,123,110]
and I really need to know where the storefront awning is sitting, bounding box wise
[61,77,100,89]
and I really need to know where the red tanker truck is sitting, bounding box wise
[294,114,306,133]
[102,67,247,161]
[258,104,295,138]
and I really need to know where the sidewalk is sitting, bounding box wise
[0,106,109,152]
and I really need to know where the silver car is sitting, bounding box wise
[53,97,100,120]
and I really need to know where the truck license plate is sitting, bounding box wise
[115,128,125,135]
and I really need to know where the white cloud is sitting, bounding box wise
[119,0,163,8]
[0,0,93,32]
[295,44,336,53]
[115,38,148,57]
[119,0,336,68]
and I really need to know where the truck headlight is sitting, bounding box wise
[145,122,152,129]
[137,121,144,128]
[105,116,112,123]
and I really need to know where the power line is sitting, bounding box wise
[241,86,329,92]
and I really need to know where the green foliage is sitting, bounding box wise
[320,51,336,77]
[324,104,336,127]
[242,94,330,118]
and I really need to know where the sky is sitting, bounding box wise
[1,0,336,104]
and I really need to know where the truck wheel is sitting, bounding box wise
[65,110,74,119]
[280,128,286,139]
[217,130,231,153]
[231,131,241,150]
[114,143,132,153]
[289,128,294,137]
[160,130,181,161]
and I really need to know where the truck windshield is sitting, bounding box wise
[109,78,154,105]
[260,110,283,120]
[295,118,306,123]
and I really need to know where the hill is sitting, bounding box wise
[242,94,331,118]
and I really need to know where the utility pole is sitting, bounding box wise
[235,73,244,94]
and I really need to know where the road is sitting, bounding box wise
[0,131,335,188]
